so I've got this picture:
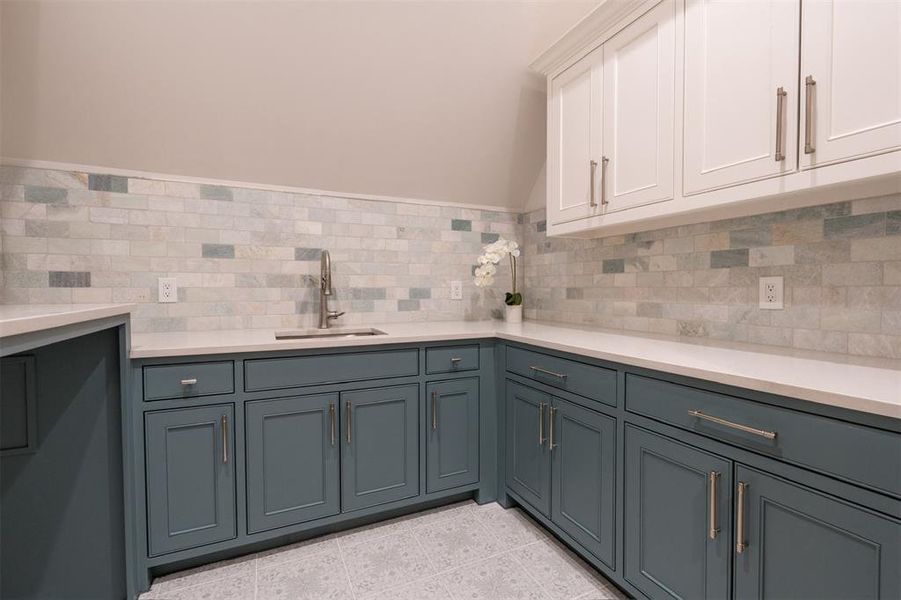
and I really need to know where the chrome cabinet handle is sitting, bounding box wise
[804,75,816,154]
[431,391,438,431]
[709,471,720,540]
[775,87,787,162]
[600,156,610,206]
[688,410,776,440]
[548,406,557,450]
[529,366,568,380]
[345,400,352,444]
[736,482,748,554]
[221,414,229,464]
[329,403,336,446]
[450,357,462,367]
[589,160,598,207]
[538,402,546,446]
[180,378,197,386]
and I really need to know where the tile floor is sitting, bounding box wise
[140,500,627,600]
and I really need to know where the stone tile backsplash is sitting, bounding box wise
[0,166,519,333]
[522,195,901,359]
[1,165,899,359]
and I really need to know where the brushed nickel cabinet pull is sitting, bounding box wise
[180,378,197,386]
[709,471,720,540]
[329,403,336,446]
[345,400,352,444]
[548,406,557,450]
[431,391,438,431]
[736,482,748,554]
[804,76,816,154]
[529,365,568,380]
[589,160,599,207]
[600,156,610,206]
[688,410,776,440]
[450,357,462,366]
[221,414,229,464]
[775,87,787,161]
[538,402,546,445]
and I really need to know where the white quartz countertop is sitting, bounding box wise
[0,303,135,338]
[131,320,901,420]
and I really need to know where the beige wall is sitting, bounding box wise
[0,1,596,210]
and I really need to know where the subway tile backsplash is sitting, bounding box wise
[0,166,519,333]
[1,165,900,359]
[522,196,901,359]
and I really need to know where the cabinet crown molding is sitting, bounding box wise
[530,0,653,76]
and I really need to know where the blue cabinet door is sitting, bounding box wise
[426,378,479,493]
[245,394,340,534]
[145,405,236,556]
[341,385,419,512]
[734,465,900,600]
[624,426,732,600]
[505,381,552,516]
[550,398,616,568]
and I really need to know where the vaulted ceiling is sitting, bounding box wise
[1,1,598,209]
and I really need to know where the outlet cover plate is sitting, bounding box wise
[158,277,178,303]
[450,280,463,300]
[759,276,783,310]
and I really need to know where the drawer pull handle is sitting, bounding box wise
[548,406,557,451]
[221,414,229,464]
[450,357,462,366]
[708,471,720,540]
[736,482,748,554]
[431,391,438,431]
[180,378,198,386]
[688,410,776,440]
[329,403,336,446]
[529,366,568,380]
[538,402,546,446]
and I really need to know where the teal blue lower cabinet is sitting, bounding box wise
[505,381,552,516]
[624,425,732,599]
[341,384,420,511]
[734,465,900,600]
[427,378,480,493]
[551,398,615,568]
[245,394,340,534]
[145,405,236,556]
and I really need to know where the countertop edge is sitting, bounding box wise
[0,304,136,339]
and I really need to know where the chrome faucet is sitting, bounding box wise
[318,250,345,329]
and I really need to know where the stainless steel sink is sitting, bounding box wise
[275,327,387,340]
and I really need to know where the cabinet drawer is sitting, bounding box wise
[506,346,616,407]
[244,349,419,392]
[143,361,235,401]
[426,345,479,374]
[626,374,901,497]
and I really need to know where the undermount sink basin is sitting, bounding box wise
[274,327,387,340]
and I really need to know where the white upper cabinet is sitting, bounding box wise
[683,0,800,194]
[601,1,675,211]
[800,0,901,168]
[547,47,603,226]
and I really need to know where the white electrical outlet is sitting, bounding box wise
[450,280,463,300]
[759,276,783,310]
[158,277,178,303]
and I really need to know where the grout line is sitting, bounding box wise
[335,535,359,600]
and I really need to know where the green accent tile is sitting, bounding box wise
[451,219,472,231]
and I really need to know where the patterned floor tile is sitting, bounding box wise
[436,554,548,600]
[341,531,432,596]
[513,538,619,600]
[256,548,354,600]
[359,576,453,600]
[146,553,256,595]
[255,534,339,569]
[140,573,255,600]
[477,505,550,548]
[413,511,506,571]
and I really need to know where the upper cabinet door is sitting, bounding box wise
[800,0,901,168]
[601,1,675,211]
[683,0,800,195]
[547,46,603,226]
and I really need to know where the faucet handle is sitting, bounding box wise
[327,310,345,321]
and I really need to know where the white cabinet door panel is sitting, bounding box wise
[601,0,675,212]
[683,0,800,194]
[548,47,603,226]
[801,0,901,168]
